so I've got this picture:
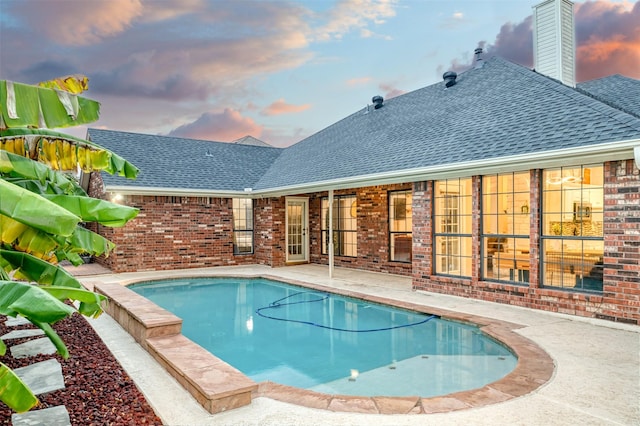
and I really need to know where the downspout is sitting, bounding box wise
[328,190,334,278]
[634,145,640,169]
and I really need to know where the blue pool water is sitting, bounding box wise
[130,277,517,397]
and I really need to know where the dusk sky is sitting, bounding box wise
[1,0,639,147]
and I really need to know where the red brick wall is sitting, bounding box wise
[95,194,259,272]
[89,160,639,323]
[89,174,257,272]
[307,184,413,276]
[254,197,286,267]
[601,160,640,322]
[412,161,640,324]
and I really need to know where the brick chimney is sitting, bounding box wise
[532,0,576,87]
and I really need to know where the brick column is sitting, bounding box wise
[602,159,640,323]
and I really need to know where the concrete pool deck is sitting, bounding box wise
[75,264,640,425]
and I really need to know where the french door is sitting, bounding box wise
[286,197,309,263]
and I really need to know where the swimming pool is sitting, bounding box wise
[130,277,517,398]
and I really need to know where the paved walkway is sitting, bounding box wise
[1,317,71,426]
[80,264,639,426]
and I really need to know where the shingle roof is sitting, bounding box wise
[232,135,272,147]
[252,57,640,190]
[89,57,640,195]
[88,129,282,191]
[578,74,640,118]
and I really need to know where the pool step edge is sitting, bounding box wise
[94,281,258,414]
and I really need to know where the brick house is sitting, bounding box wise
[86,1,640,324]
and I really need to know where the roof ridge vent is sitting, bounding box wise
[372,95,384,109]
[474,47,484,69]
[443,71,457,87]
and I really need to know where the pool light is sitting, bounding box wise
[349,369,359,381]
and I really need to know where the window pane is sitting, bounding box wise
[541,165,604,291]
[233,198,252,231]
[434,178,472,277]
[232,199,253,254]
[485,237,530,283]
[435,235,472,276]
[391,233,412,262]
[233,231,253,254]
[321,195,357,257]
[481,172,530,283]
[390,190,412,262]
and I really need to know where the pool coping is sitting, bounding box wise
[92,274,555,415]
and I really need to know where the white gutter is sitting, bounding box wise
[105,138,639,198]
[103,186,244,198]
[251,138,640,197]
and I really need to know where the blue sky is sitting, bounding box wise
[1,0,638,147]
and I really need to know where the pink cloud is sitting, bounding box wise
[261,99,312,116]
[346,76,373,86]
[8,0,145,45]
[574,1,640,81]
[168,109,263,142]
[2,1,313,100]
[314,0,398,41]
[379,83,406,99]
[440,1,640,81]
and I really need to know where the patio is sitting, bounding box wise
[76,264,639,425]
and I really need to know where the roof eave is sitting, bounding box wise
[103,186,252,198]
[252,138,640,197]
[105,138,639,198]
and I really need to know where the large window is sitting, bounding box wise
[389,190,412,262]
[321,195,357,257]
[542,165,604,291]
[482,172,531,284]
[434,178,472,277]
[232,198,253,254]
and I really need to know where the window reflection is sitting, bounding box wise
[434,178,472,277]
[389,190,412,262]
[481,172,530,284]
[321,195,357,257]
[542,165,604,291]
[232,198,253,254]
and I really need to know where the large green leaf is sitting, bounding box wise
[0,250,103,317]
[1,80,100,129]
[0,362,39,412]
[1,211,116,263]
[1,176,77,196]
[1,149,85,195]
[0,179,80,236]
[29,318,68,359]
[62,226,115,257]
[0,281,74,324]
[0,214,59,261]
[1,128,139,178]
[0,249,82,288]
[42,194,138,227]
[0,81,40,128]
[41,287,105,318]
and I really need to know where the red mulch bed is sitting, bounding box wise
[0,313,162,425]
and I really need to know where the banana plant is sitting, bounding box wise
[0,75,139,412]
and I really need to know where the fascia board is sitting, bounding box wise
[104,186,250,198]
[253,138,640,197]
[106,138,639,198]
